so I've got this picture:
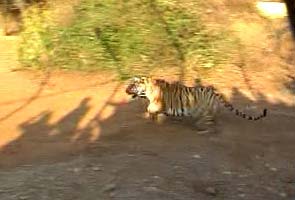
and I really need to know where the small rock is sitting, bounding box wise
[109,191,116,197]
[255,155,261,159]
[192,154,201,159]
[270,167,278,172]
[22,165,33,167]
[143,186,160,192]
[73,168,81,173]
[238,193,246,198]
[18,196,29,200]
[92,166,102,171]
[205,187,217,196]
[47,176,55,181]
[279,192,287,197]
[238,174,248,178]
[103,184,116,192]
[265,186,273,191]
[68,168,81,173]
[142,151,158,156]
[222,171,232,175]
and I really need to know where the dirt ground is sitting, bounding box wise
[1,10,295,200]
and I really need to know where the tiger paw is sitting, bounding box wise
[197,129,210,135]
[193,123,210,135]
[143,112,151,119]
[142,112,157,121]
[195,126,217,135]
[155,113,167,124]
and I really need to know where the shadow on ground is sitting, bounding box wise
[0,80,294,199]
[1,81,295,165]
[0,70,51,122]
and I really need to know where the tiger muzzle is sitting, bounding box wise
[125,84,146,99]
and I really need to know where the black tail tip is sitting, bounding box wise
[263,109,267,117]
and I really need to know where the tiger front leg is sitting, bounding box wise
[143,111,167,124]
[143,112,158,121]
[145,102,165,124]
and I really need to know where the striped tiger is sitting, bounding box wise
[126,77,267,133]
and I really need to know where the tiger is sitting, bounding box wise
[125,76,267,133]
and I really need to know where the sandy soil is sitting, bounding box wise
[0,23,295,200]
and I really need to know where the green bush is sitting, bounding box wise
[19,0,237,78]
[18,4,56,69]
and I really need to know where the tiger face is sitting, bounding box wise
[126,77,145,98]
[125,76,154,99]
[126,76,165,121]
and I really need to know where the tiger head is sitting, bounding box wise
[125,76,151,99]
[126,76,165,100]
[126,77,177,114]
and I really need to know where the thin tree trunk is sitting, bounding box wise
[284,0,295,39]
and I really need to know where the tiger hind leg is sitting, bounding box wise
[194,115,217,134]
[192,107,217,134]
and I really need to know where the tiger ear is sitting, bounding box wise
[144,77,154,84]
[139,76,148,83]
[149,77,158,85]
[131,77,140,82]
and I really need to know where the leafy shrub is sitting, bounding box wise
[19,0,237,78]
[18,4,56,68]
